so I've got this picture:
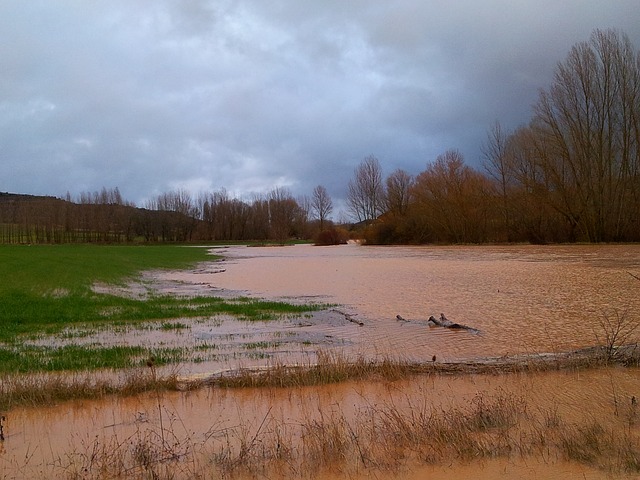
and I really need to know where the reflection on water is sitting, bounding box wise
[173,243,640,362]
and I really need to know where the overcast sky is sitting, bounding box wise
[2,1,640,215]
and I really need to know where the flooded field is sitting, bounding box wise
[2,243,640,479]
[2,366,640,479]
[167,243,640,366]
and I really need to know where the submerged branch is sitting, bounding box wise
[397,312,480,333]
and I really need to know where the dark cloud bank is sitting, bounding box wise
[2,1,639,216]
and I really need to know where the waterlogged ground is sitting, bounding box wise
[18,243,640,378]
[13,254,328,378]
[2,367,640,479]
[166,243,640,370]
[2,243,640,478]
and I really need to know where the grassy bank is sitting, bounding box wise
[0,244,212,293]
[0,244,322,373]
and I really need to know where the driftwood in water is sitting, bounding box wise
[334,309,365,326]
[428,313,464,329]
[397,313,479,333]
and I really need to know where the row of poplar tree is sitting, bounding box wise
[0,186,333,244]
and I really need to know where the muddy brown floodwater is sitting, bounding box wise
[2,243,640,479]
[169,243,640,363]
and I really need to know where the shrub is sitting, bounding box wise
[314,227,349,246]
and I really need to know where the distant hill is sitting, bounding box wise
[0,192,60,202]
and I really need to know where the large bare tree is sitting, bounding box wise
[267,187,301,242]
[385,169,413,216]
[482,122,516,239]
[532,29,640,241]
[347,155,385,222]
[411,149,492,243]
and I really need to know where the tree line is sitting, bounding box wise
[0,186,334,244]
[355,29,640,244]
[2,29,639,245]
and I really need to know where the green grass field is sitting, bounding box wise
[0,244,322,373]
[1,244,211,291]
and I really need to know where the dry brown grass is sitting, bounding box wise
[0,367,180,411]
[556,420,640,472]
[206,351,425,390]
[2,344,639,412]
[58,406,201,480]
[198,346,640,392]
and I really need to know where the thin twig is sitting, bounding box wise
[238,406,273,463]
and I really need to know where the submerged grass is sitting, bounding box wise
[57,391,525,478]
[0,345,146,372]
[2,352,640,478]
[0,344,219,375]
[49,372,640,479]
[1,292,318,340]
[0,244,324,373]
[1,346,637,412]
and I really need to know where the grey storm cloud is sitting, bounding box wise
[2,0,640,213]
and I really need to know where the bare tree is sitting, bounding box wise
[347,155,385,222]
[482,122,520,240]
[250,194,270,240]
[532,28,640,241]
[385,169,413,216]
[267,187,300,242]
[155,189,198,217]
[503,126,562,243]
[311,185,333,231]
[146,189,199,241]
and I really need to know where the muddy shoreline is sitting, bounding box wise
[182,343,640,390]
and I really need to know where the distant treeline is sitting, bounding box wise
[0,188,312,244]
